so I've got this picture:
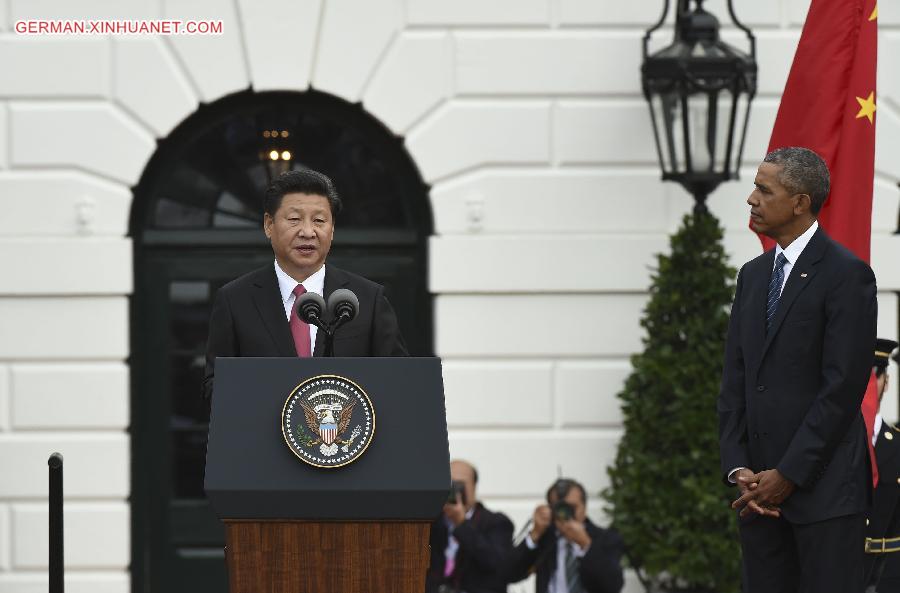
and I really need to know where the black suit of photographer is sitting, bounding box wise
[505,519,624,593]
[425,502,514,593]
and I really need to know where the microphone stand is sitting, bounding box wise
[301,312,334,357]
[317,313,351,357]
[299,296,354,357]
[324,313,353,357]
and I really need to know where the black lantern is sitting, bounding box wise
[643,0,757,212]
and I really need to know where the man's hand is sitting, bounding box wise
[731,468,773,518]
[732,469,795,518]
[555,518,592,550]
[529,505,552,542]
[443,495,466,527]
[733,468,757,495]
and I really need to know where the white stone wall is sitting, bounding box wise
[0,1,897,591]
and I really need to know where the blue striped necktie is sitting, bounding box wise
[766,253,788,333]
[564,543,584,593]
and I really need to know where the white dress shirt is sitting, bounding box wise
[524,532,586,593]
[772,220,819,294]
[874,414,883,447]
[728,220,820,484]
[273,260,325,355]
[444,507,476,568]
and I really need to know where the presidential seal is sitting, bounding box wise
[281,375,375,468]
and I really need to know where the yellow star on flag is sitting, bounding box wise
[869,4,877,21]
[856,91,877,124]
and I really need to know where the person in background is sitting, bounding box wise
[864,338,900,592]
[505,478,624,593]
[426,460,513,593]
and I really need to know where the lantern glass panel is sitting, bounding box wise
[711,89,737,173]
[730,90,751,173]
[686,93,715,172]
[650,91,686,174]
[714,91,735,172]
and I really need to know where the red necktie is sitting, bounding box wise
[290,284,312,357]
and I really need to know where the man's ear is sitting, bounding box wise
[793,193,812,215]
[263,212,273,239]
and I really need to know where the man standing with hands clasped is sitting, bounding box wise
[718,147,878,593]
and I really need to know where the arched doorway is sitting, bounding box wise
[129,89,433,593]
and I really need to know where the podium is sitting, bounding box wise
[205,357,450,593]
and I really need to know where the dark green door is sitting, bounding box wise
[129,90,432,593]
[133,251,265,593]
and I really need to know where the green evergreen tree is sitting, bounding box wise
[603,211,740,593]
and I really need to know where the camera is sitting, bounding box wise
[446,480,467,506]
[550,478,575,521]
[552,500,575,522]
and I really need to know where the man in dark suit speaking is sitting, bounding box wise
[718,147,877,593]
[203,169,407,400]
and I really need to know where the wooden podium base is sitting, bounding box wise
[224,521,431,593]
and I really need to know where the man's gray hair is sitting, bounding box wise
[763,147,830,215]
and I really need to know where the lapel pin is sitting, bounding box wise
[800,273,808,278]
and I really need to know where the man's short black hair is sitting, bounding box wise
[264,169,343,218]
[546,478,587,505]
[763,147,831,215]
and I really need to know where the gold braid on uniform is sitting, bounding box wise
[865,536,900,554]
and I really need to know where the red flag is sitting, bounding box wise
[860,372,880,487]
[759,0,879,486]
[759,0,877,261]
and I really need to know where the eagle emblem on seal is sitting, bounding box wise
[281,375,375,468]
[301,400,356,446]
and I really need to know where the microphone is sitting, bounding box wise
[327,289,359,325]
[295,292,327,328]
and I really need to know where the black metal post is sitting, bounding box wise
[48,452,64,593]
[692,190,710,214]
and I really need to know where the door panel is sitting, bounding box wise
[134,252,269,593]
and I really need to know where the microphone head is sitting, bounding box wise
[296,292,327,324]
[327,288,360,322]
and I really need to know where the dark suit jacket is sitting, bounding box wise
[718,227,877,524]
[425,503,514,593]
[505,520,624,593]
[202,263,407,400]
[865,421,900,591]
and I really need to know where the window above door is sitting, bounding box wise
[133,89,431,235]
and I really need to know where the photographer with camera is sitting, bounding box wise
[425,460,514,593]
[506,478,624,593]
